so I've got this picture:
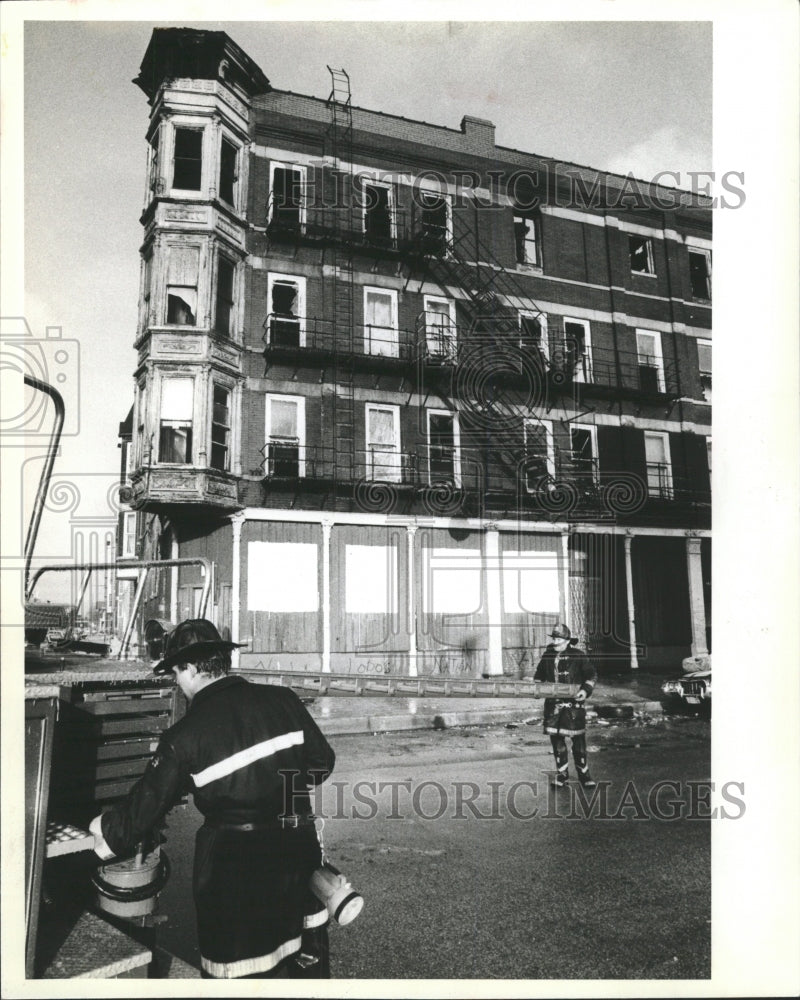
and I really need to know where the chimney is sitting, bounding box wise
[460,115,496,155]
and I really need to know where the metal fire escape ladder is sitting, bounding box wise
[415,205,602,515]
[326,67,357,487]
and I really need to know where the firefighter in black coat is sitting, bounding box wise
[534,623,597,788]
[90,619,336,979]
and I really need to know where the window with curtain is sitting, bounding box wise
[364,288,398,357]
[366,405,401,481]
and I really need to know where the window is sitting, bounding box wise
[644,431,673,498]
[121,511,137,558]
[427,410,460,486]
[697,338,712,401]
[570,424,599,484]
[268,163,305,229]
[172,127,203,191]
[219,137,238,206]
[423,296,457,360]
[706,437,712,477]
[148,128,161,195]
[365,404,401,482]
[363,181,394,246]
[418,190,451,255]
[636,329,666,393]
[159,377,194,464]
[689,248,712,299]
[140,254,152,332]
[215,257,235,337]
[364,286,398,357]
[514,214,540,267]
[524,419,555,490]
[166,246,200,326]
[564,319,592,382]
[519,311,548,360]
[266,274,305,347]
[265,394,305,477]
[629,235,655,275]
[210,385,231,472]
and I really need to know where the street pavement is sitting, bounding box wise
[153,714,711,980]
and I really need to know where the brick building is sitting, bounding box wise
[121,27,711,676]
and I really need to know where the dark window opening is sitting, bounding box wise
[215,258,235,337]
[219,138,237,205]
[564,322,591,381]
[268,281,301,346]
[525,423,550,490]
[689,250,711,299]
[428,413,456,483]
[173,128,203,191]
[159,422,192,463]
[159,379,193,464]
[629,235,654,274]
[419,192,448,254]
[210,385,231,471]
[364,184,393,245]
[520,314,545,357]
[570,428,598,482]
[270,167,303,228]
[167,292,196,325]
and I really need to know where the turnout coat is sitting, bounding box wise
[534,644,596,736]
[93,676,335,978]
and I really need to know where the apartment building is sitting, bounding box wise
[122,27,711,675]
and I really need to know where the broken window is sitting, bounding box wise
[689,249,712,299]
[159,377,194,464]
[166,246,199,325]
[636,329,665,393]
[267,276,304,347]
[366,404,401,482]
[644,431,672,498]
[570,425,599,483]
[418,191,450,254]
[524,419,555,490]
[269,164,304,229]
[697,339,712,401]
[219,137,238,206]
[564,319,592,382]
[266,395,304,477]
[514,214,540,266]
[428,411,459,485]
[210,384,231,472]
[629,235,655,274]
[173,127,203,191]
[215,256,235,337]
[519,312,547,361]
[364,287,398,357]
[423,297,457,360]
[363,182,393,245]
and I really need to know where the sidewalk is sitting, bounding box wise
[309,672,666,736]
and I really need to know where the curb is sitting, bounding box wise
[315,700,664,737]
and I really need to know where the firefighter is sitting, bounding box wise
[90,618,336,978]
[534,624,597,788]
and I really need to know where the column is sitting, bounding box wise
[623,532,639,670]
[485,524,504,676]
[321,518,333,672]
[560,531,570,627]
[685,535,709,657]
[406,524,418,676]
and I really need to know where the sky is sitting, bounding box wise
[15,16,712,599]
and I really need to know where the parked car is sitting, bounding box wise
[661,668,711,712]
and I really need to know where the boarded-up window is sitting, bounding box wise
[345,544,398,613]
[423,548,482,614]
[247,541,319,612]
[166,247,199,325]
[173,127,203,191]
[366,405,401,482]
[502,550,560,614]
[364,288,398,357]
